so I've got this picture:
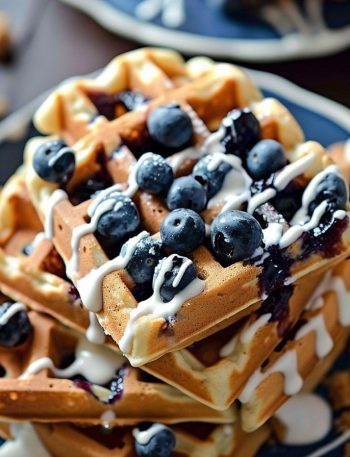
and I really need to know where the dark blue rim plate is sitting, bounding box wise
[59,0,350,62]
[0,67,349,454]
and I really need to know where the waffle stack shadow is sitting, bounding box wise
[0,48,349,456]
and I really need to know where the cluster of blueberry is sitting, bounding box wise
[0,302,32,348]
[32,103,348,303]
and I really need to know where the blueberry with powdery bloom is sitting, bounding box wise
[136,153,174,194]
[192,155,232,199]
[96,193,140,244]
[147,104,193,152]
[210,210,263,264]
[166,176,207,212]
[33,140,75,184]
[122,236,164,284]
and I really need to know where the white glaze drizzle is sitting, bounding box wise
[219,335,239,358]
[66,152,154,279]
[248,152,316,215]
[86,312,106,345]
[66,196,121,279]
[0,302,26,326]
[76,231,149,313]
[240,267,350,404]
[239,350,303,403]
[240,313,271,345]
[20,338,125,386]
[43,189,68,239]
[132,423,168,445]
[220,313,271,358]
[275,393,332,445]
[48,146,72,167]
[251,161,348,250]
[206,153,252,212]
[295,313,333,358]
[306,269,350,326]
[291,164,348,225]
[32,232,46,249]
[0,423,51,457]
[119,254,205,354]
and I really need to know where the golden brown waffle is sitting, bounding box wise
[34,49,261,145]
[239,260,350,432]
[0,421,270,457]
[34,48,192,143]
[144,269,324,410]
[35,422,270,457]
[0,310,235,425]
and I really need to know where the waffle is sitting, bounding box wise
[0,195,340,417]
[239,260,350,432]
[144,268,324,410]
[34,49,261,145]
[0,420,270,457]
[22,68,350,367]
[0,309,235,425]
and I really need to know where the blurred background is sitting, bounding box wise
[0,0,349,114]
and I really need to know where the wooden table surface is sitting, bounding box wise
[0,0,349,115]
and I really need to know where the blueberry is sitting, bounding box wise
[147,105,193,151]
[246,139,287,180]
[221,108,260,158]
[308,172,348,214]
[153,255,198,302]
[135,425,176,457]
[96,193,140,243]
[136,153,174,194]
[166,176,207,212]
[122,236,164,284]
[33,140,76,184]
[160,209,205,253]
[0,302,32,347]
[210,210,263,263]
[192,155,232,199]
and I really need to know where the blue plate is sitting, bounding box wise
[0,67,349,455]
[59,0,350,61]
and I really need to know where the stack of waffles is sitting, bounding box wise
[0,48,349,456]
